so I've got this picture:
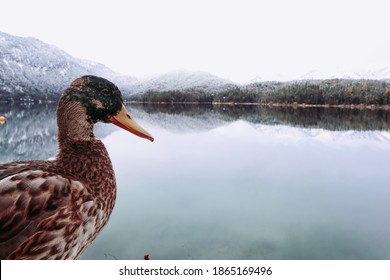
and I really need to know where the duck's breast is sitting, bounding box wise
[0,167,108,259]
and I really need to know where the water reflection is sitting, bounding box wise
[0,103,117,162]
[80,119,390,260]
[136,103,390,131]
[1,103,390,260]
[0,103,57,162]
[2,103,389,162]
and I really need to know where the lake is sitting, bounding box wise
[1,103,390,259]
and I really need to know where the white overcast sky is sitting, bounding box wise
[1,0,389,83]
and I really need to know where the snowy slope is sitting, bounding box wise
[0,31,137,100]
[0,31,235,100]
[245,68,390,84]
[298,68,390,81]
[129,70,235,95]
[339,68,390,80]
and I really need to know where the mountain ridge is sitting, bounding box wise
[0,32,235,101]
[129,69,236,95]
[0,31,138,101]
[1,31,390,104]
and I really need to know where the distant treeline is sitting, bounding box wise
[129,79,390,107]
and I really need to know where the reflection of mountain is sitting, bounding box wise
[1,103,389,163]
[0,104,118,162]
[0,104,57,162]
[128,103,229,132]
[129,103,390,132]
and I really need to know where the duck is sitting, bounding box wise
[0,75,153,259]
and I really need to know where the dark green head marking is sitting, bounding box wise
[62,75,123,123]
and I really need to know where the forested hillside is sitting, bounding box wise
[131,79,390,108]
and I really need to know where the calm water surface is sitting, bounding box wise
[1,104,390,259]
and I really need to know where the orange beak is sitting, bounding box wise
[109,104,154,142]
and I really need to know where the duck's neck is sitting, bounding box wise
[55,101,116,198]
[56,139,114,180]
[57,101,95,143]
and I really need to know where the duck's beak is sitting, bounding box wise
[109,104,154,142]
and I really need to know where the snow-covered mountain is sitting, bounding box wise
[129,70,235,95]
[0,31,137,101]
[245,68,390,84]
[338,68,390,80]
[0,32,236,101]
[297,68,390,81]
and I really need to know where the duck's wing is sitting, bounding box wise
[0,162,93,259]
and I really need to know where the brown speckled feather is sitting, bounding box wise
[0,139,116,259]
[0,76,143,260]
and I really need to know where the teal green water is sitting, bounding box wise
[84,118,390,260]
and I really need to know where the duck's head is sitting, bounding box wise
[58,75,154,142]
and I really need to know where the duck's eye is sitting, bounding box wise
[101,89,110,95]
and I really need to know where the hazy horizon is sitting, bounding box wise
[1,0,390,83]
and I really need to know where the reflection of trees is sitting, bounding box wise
[0,104,58,162]
[1,103,389,163]
[131,103,390,131]
[132,102,213,116]
[0,104,119,163]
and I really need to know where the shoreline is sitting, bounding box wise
[1,99,390,111]
[125,100,390,110]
